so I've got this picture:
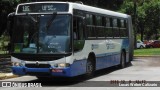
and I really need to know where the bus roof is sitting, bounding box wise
[69,2,129,18]
[16,1,129,18]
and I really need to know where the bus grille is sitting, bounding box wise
[25,64,51,68]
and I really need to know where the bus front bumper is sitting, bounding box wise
[12,66,73,77]
[12,60,87,77]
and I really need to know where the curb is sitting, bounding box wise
[0,73,18,80]
[134,55,160,57]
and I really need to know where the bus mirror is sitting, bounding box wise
[7,12,15,37]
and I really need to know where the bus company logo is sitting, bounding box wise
[36,61,39,66]
[2,82,12,87]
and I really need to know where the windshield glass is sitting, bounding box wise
[13,14,71,54]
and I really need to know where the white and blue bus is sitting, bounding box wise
[9,1,134,78]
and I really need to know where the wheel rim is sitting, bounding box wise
[121,53,125,68]
[86,61,93,74]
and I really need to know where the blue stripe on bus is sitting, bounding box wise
[96,53,121,70]
[12,66,26,75]
[12,52,126,77]
[26,68,50,72]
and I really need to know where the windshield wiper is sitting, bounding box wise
[46,12,57,30]
[26,13,37,23]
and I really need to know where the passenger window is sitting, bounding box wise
[73,16,84,40]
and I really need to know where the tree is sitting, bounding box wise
[144,0,160,40]
[120,0,160,41]
[0,0,19,36]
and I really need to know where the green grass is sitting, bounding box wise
[0,51,8,54]
[134,48,160,56]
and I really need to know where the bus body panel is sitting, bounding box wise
[11,39,129,77]
[11,1,133,77]
[12,36,129,76]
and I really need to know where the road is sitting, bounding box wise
[1,57,160,90]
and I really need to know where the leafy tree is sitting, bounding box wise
[120,0,160,41]
[144,0,160,40]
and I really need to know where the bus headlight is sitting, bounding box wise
[54,63,70,68]
[12,62,20,66]
[12,61,25,67]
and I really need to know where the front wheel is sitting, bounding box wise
[85,57,95,78]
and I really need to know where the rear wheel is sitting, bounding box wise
[140,45,144,49]
[120,51,126,68]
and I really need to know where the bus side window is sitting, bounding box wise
[73,16,84,40]
[73,16,85,52]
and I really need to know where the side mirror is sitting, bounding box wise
[7,12,15,37]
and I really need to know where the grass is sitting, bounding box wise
[0,50,8,54]
[134,48,160,56]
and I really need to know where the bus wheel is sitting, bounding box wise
[85,57,95,78]
[120,51,126,68]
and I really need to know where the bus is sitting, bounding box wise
[8,1,134,79]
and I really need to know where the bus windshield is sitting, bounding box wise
[13,14,71,54]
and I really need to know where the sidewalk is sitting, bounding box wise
[0,57,18,80]
[134,55,160,57]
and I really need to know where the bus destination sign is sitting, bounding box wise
[17,3,69,13]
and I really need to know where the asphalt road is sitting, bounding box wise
[1,57,160,90]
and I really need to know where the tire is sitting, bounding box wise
[85,56,95,78]
[120,51,126,68]
[140,45,144,49]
